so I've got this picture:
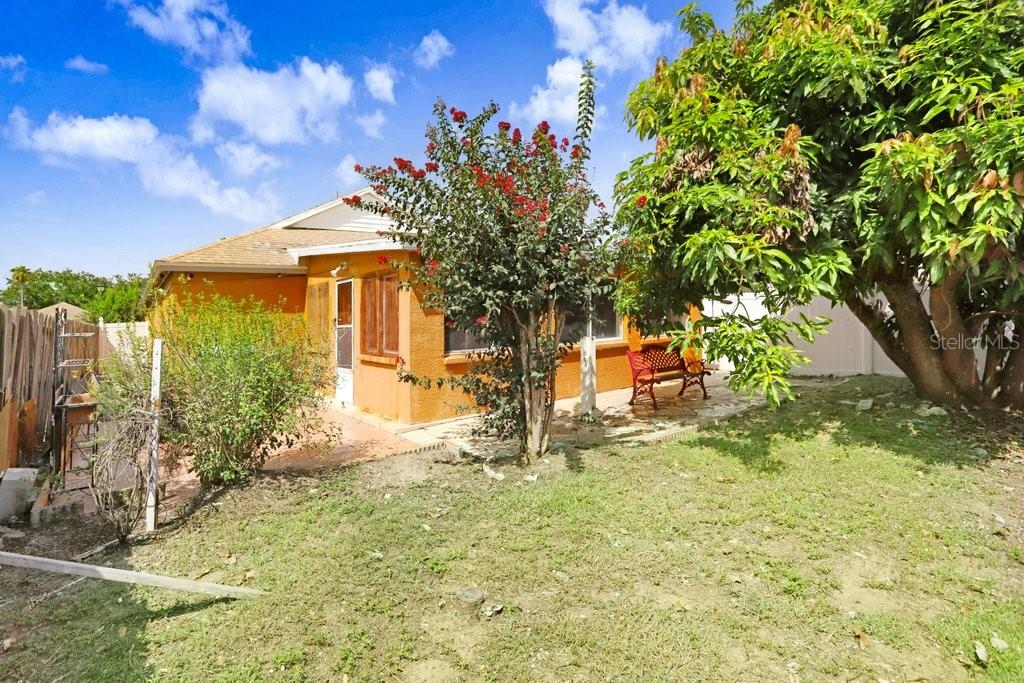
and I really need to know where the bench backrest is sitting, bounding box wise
[626,344,704,377]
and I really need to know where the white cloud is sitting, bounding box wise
[117,0,251,63]
[542,0,670,73]
[364,63,396,104]
[0,54,27,82]
[355,110,386,139]
[335,153,362,190]
[413,30,454,69]
[512,1,667,126]
[22,190,47,205]
[7,107,278,222]
[215,140,281,176]
[65,55,110,75]
[191,58,354,145]
[510,56,607,127]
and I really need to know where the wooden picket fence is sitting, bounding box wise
[0,303,98,468]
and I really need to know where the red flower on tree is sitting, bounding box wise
[353,163,363,173]
[537,120,550,134]
[425,259,439,274]
[426,141,436,154]
[425,162,439,173]
[342,194,362,207]
[498,121,511,132]
[450,107,468,123]
[475,315,489,326]
[635,195,648,207]
[511,128,522,145]
[376,254,390,265]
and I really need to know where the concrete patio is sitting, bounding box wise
[382,373,775,459]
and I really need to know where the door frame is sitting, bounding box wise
[335,278,354,404]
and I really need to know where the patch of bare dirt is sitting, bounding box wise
[833,550,904,615]
[419,609,487,663]
[357,449,453,489]
[401,657,461,682]
[848,638,969,683]
[1,514,112,561]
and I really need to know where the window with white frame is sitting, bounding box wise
[561,292,622,342]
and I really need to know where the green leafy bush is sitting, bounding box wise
[84,277,147,323]
[157,292,334,486]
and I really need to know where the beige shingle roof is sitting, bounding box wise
[155,227,376,273]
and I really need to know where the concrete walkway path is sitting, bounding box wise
[391,374,778,459]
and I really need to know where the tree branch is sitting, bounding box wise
[967,306,1024,335]
[844,295,914,377]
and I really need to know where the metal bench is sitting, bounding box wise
[625,344,710,408]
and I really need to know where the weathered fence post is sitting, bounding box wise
[145,338,163,533]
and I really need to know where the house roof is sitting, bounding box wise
[154,227,377,274]
[37,302,88,319]
[154,187,399,274]
[287,237,416,261]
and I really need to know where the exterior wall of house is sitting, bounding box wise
[162,271,307,314]
[305,253,411,422]
[163,252,686,426]
[303,250,645,424]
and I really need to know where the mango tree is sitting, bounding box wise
[616,0,1024,408]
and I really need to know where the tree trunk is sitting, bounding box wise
[845,295,915,377]
[1000,321,1024,406]
[519,312,551,462]
[880,278,961,404]
[846,280,1023,410]
[928,271,983,400]
[516,304,564,462]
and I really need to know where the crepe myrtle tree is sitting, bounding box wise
[616,0,1024,409]
[347,61,614,460]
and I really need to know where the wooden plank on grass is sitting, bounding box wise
[0,551,264,599]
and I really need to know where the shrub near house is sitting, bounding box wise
[156,292,334,486]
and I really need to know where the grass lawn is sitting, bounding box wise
[1,377,1022,681]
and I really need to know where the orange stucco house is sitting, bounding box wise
[154,189,662,427]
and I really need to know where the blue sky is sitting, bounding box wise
[0,0,734,279]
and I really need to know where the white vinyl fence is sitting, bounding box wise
[702,294,905,377]
[98,321,150,360]
[786,298,904,376]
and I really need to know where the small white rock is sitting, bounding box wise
[482,464,505,481]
